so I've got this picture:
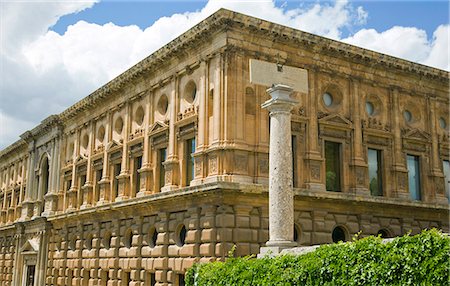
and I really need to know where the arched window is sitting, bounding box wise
[176,224,187,247]
[332,226,347,243]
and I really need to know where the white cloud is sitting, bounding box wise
[0,0,448,150]
[422,25,450,71]
[0,112,35,149]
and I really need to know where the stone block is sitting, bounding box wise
[233,228,252,242]
[199,243,214,256]
[199,217,215,228]
[200,228,216,242]
[250,216,260,228]
[153,258,167,269]
[179,244,195,256]
[167,245,180,256]
[216,214,235,228]
[235,216,250,228]
[216,229,232,241]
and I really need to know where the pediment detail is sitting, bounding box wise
[319,113,352,127]
[20,238,39,253]
[105,140,121,151]
[403,129,430,141]
[149,121,168,135]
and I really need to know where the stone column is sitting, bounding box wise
[98,112,111,205]
[137,92,153,197]
[390,87,408,199]
[117,102,131,201]
[350,79,369,195]
[20,144,36,221]
[260,84,298,255]
[304,68,325,191]
[162,77,179,192]
[81,123,94,209]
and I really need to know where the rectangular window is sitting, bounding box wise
[148,272,156,286]
[66,179,72,191]
[134,156,143,196]
[368,149,383,196]
[95,169,102,202]
[113,163,121,199]
[325,141,341,192]
[186,138,196,185]
[177,274,185,286]
[443,160,450,202]
[292,135,297,188]
[407,155,421,200]
[80,174,87,187]
[123,272,130,285]
[159,148,166,190]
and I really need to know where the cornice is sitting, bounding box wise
[1,9,448,156]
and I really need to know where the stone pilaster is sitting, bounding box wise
[161,159,179,192]
[137,94,153,197]
[350,79,369,195]
[304,69,325,191]
[390,87,409,199]
[260,84,298,255]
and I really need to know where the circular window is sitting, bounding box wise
[115,117,124,134]
[366,101,374,116]
[157,94,169,115]
[377,229,390,238]
[184,81,197,103]
[149,227,158,248]
[332,226,347,243]
[135,106,144,126]
[323,93,333,107]
[81,134,89,149]
[103,232,112,249]
[97,125,105,142]
[403,110,412,122]
[124,229,133,248]
[176,225,187,247]
[439,117,447,129]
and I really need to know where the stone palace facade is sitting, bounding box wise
[0,9,449,286]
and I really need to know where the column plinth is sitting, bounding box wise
[260,84,298,255]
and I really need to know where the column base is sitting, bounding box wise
[350,187,370,196]
[304,183,326,192]
[136,191,152,198]
[114,195,129,202]
[258,241,298,257]
[161,185,178,192]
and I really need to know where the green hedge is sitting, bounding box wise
[186,229,449,285]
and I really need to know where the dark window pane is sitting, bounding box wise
[292,135,297,188]
[443,160,450,202]
[159,148,166,190]
[332,226,346,242]
[135,156,142,195]
[368,149,383,196]
[186,138,196,185]
[325,141,341,192]
[407,155,421,200]
[113,163,121,198]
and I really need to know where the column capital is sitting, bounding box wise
[262,84,298,112]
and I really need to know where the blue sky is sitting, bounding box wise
[1,0,449,149]
[51,1,448,39]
